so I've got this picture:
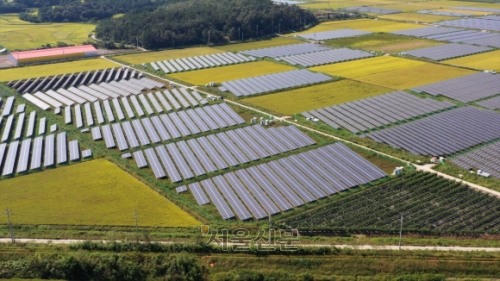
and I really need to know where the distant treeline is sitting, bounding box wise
[95,0,318,49]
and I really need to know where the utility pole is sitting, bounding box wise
[239,27,241,42]
[256,25,258,37]
[134,210,139,244]
[268,213,272,245]
[399,215,403,250]
[208,30,210,46]
[5,209,14,244]
[136,37,138,49]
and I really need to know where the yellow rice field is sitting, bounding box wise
[0,58,119,82]
[0,14,95,50]
[437,8,495,15]
[300,0,399,10]
[114,47,223,64]
[376,1,500,12]
[379,12,458,23]
[168,61,296,85]
[216,37,303,52]
[291,19,423,35]
[311,56,475,90]
[443,50,500,71]
[244,80,391,115]
[0,159,200,227]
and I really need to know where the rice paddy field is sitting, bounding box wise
[0,58,119,82]
[325,33,444,53]
[291,19,422,35]
[215,37,303,52]
[168,61,296,85]
[0,14,95,51]
[299,0,400,10]
[310,56,475,90]
[374,0,500,11]
[114,47,223,65]
[0,159,200,227]
[244,80,391,115]
[443,50,500,71]
[379,12,458,23]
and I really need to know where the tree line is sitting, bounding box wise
[95,0,318,49]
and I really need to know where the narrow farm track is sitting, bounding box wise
[2,238,500,252]
[102,56,500,199]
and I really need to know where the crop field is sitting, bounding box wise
[114,47,223,64]
[215,37,302,52]
[443,50,500,71]
[379,12,458,23]
[438,8,496,15]
[168,61,296,85]
[325,33,444,53]
[0,58,119,82]
[310,56,475,90]
[244,80,391,115]
[310,56,425,78]
[376,1,500,11]
[299,0,399,10]
[0,14,95,51]
[0,159,200,227]
[284,172,500,234]
[291,19,422,34]
[358,63,475,90]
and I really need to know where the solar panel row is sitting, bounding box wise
[405,43,492,61]
[345,6,401,14]
[187,143,386,220]
[240,43,330,58]
[298,29,372,41]
[278,48,373,67]
[305,91,456,133]
[450,141,500,180]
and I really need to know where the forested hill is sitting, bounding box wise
[95,0,318,49]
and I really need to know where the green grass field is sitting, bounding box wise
[0,159,200,227]
[325,33,444,53]
[113,47,223,64]
[244,80,391,115]
[168,61,296,85]
[0,58,119,81]
[215,37,303,52]
[0,14,95,50]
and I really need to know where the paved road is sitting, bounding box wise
[2,238,500,252]
[99,56,499,200]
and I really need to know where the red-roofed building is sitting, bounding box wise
[7,45,98,66]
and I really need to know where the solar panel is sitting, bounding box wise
[1,115,14,143]
[69,140,80,161]
[16,139,31,173]
[38,117,46,135]
[25,111,36,138]
[141,118,161,143]
[121,121,140,148]
[177,140,205,177]
[166,142,194,179]
[155,145,182,183]
[133,150,148,168]
[200,178,235,219]
[30,136,43,170]
[56,132,67,164]
[2,141,19,176]
[112,123,129,151]
[13,113,25,140]
[144,148,166,179]
[101,125,116,148]
[84,103,94,126]
[129,95,145,117]
[188,182,210,205]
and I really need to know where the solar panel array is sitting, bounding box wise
[298,29,373,41]
[477,96,500,110]
[405,43,492,61]
[391,26,464,37]
[24,77,168,110]
[366,106,500,156]
[0,133,86,176]
[412,73,500,103]
[277,48,373,67]
[304,91,456,133]
[132,125,316,182]
[462,35,500,48]
[422,30,498,43]
[239,43,330,58]
[454,6,500,13]
[93,103,245,151]
[148,52,256,73]
[220,69,332,97]
[8,67,141,94]
[344,6,402,14]
[439,18,500,31]
[451,141,500,180]
[417,10,472,17]
[177,143,386,220]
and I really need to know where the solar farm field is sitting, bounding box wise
[443,50,500,71]
[291,19,422,34]
[0,159,200,226]
[168,61,296,85]
[0,58,119,82]
[310,56,475,90]
[0,14,95,50]
[215,37,302,52]
[379,12,459,23]
[284,172,500,234]
[244,80,391,116]
[325,33,445,53]
[114,47,223,64]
